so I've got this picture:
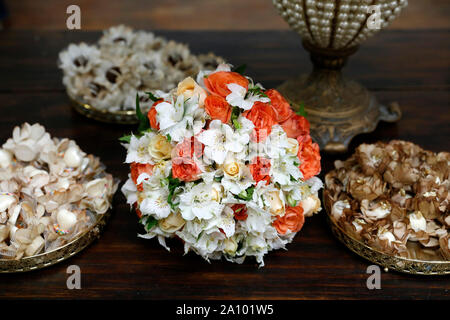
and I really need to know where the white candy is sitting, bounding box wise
[25,236,45,257]
[0,149,12,168]
[0,194,15,212]
[64,146,83,167]
[0,224,9,242]
[8,204,21,225]
[409,211,427,232]
[331,200,350,220]
[85,178,106,198]
[56,208,78,231]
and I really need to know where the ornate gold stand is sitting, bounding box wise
[278,41,401,153]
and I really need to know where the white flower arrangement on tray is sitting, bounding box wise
[121,64,323,266]
[58,25,224,113]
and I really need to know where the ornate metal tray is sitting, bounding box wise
[0,210,111,273]
[323,195,450,275]
[69,95,138,124]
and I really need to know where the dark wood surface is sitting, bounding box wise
[5,0,450,30]
[0,30,448,300]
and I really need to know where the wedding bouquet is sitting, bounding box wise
[121,64,322,266]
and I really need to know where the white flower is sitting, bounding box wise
[156,96,185,131]
[271,156,302,186]
[156,95,206,142]
[226,84,270,111]
[178,183,225,221]
[141,161,172,190]
[139,188,171,219]
[265,125,290,159]
[221,163,254,195]
[121,177,137,205]
[242,207,272,234]
[125,132,156,164]
[197,120,249,165]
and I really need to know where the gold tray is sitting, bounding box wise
[0,210,111,273]
[323,195,450,275]
[69,96,138,124]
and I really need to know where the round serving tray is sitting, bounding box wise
[323,195,450,275]
[69,96,138,124]
[0,210,111,273]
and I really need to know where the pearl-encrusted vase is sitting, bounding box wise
[273,0,408,152]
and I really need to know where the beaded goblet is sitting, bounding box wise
[273,0,408,152]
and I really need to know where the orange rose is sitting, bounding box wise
[204,71,249,98]
[249,156,271,185]
[130,162,154,191]
[273,205,305,235]
[147,99,163,130]
[280,113,310,139]
[231,204,248,221]
[175,136,204,159]
[204,95,232,123]
[265,89,293,123]
[243,102,278,142]
[297,135,321,180]
[172,158,201,182]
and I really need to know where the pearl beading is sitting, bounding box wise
[273,0,408,49]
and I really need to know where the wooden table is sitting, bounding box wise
[0,30,448,300]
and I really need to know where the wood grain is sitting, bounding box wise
[0,30,448,299]
[3,0,450,31]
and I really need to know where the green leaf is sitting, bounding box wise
[246,86,268,99]
[145,91,160,102]
[230,106,241,129]
[232,64,247,75]
[140,216,158,231]
[295,102,308,117]
[119,134,131,143]
[213,176,223,182]
[232,119,241,130]
[136,93,150,132]
[166,173,184,210]
[235,186,255,201]
[166,134,172,143]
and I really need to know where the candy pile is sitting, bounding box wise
[325,140,449,261]
[0,123,117,259]
[58,25,224,112]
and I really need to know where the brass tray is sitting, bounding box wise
[0,210,111,273]
[69,96,138,124]
[323,195,450,275]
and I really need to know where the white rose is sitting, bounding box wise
[286,138,299,155]
[300,195,321,217]
[159,212,186,233]
[266,190,284,216]
[176,77,207,107]
[223,237,238,256]
[148,134,172,161]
